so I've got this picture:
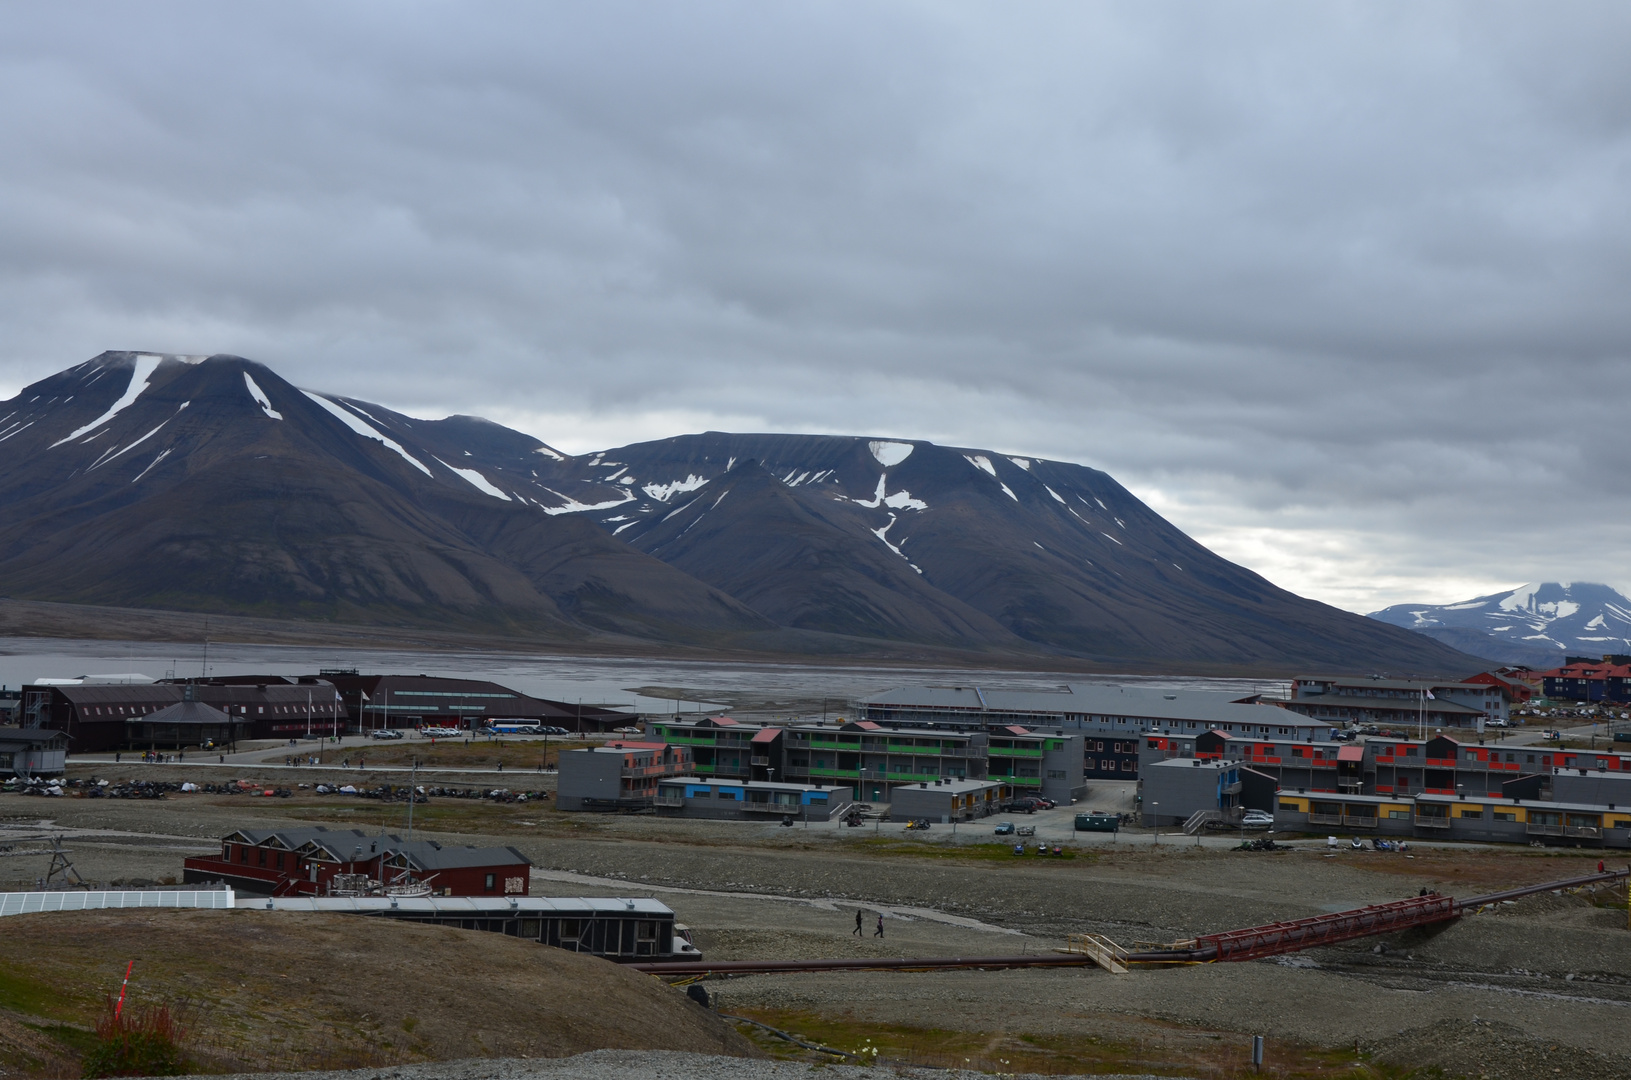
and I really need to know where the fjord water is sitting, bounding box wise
[0,637,1283,716]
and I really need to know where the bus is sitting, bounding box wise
[488,721,542,735]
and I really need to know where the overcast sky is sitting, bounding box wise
[3,3,1628,614]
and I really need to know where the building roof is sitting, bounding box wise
[1280,694,1482,716]
[1294,676,1498,692]
[220,826,530,869]
[138,700,238,725]
[0,727,68,747]
[864,683,1326,731]
[256,895,673,916]
[894,777,1006,794]
[750,728,782,744]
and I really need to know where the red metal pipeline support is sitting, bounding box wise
[1195,893,1456,962]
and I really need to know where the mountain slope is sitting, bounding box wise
[0,352,769,642]
[0,351,1489,672]
[521,432,1484,671]
[1370,583,1631,667]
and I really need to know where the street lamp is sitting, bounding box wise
[1151,801,1160,844]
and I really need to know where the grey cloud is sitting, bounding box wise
[2,2,1629,610]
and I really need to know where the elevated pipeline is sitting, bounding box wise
[631,867,1629,977]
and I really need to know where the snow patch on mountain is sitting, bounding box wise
[1009,457,1031,470]
[870,440,914,467]
[540,488,636,516]
[242,373,282,420]
[852,474,927,511]
[131,448,171,484]
[301,391,433,476]
[52,354,163,447]
[643,475,707,502]
[870,514,923,574]
[92,402,190,470]
[434,458,510,501]
[964,454,996,477]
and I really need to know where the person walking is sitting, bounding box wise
[853,910,863,936]
[874,913,884,938]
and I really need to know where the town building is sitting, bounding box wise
[1272,675,1513,732]
[1539,658,1631,703]
[646,716,779,781]
[982,727,1086,804]
[1274,792,1631,848]
[555,742,694,811]
[0,727,68,777]
[858,683,1330,785]
[24,678,346,753]
[181,826,532,896]
[312,672,632,732]
[1138,757,1277,828]
[652,778,852,821]
[775,721,992,804]
[888,778,1011,823]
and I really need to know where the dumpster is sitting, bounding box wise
[1074,813,1120,833]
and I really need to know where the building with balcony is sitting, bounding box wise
[1274,791,1631,848]
[652,778,851,821]
[646,716,781,781]
[859,683,1329,783]
[556,742,693,811]
[778,721,989,805]
[984,727,1085,804]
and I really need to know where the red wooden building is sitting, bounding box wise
[182,826,531,897]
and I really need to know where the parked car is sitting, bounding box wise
[1240,810,1274,830]
[993,821,1015,835]
[369,729,405,740]
[610,726,643,735]
[1542,729,1562,741]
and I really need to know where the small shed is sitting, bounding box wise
[0,727,69,776]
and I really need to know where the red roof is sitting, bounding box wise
[750,728,781,744]
[1336,745,1364,762]
[1001,725,1032,735]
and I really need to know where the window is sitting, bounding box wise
[1493,812,1516,822]
[1388,810,1411,819]
[1457,808,1484,819]
[484,873,496,891]
[1047,770,1066,780]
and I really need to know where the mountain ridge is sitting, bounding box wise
[0,351,1488,674]
[1369,582,1631,668]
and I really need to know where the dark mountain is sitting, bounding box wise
[1370,583,1631,668]
[0,352,1486,673]
[515,432,1483,671]
[0,352,768,643]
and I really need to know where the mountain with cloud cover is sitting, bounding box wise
[0,351,1484,672]
[1369,582,1631,667]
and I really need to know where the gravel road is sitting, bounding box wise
[201,1050,1176,1080]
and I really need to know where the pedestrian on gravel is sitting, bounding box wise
[874,914,884,938]
[853,910,863,936]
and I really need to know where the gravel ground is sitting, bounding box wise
[10,788,1631,1079]
[198,1050,1176,1080]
